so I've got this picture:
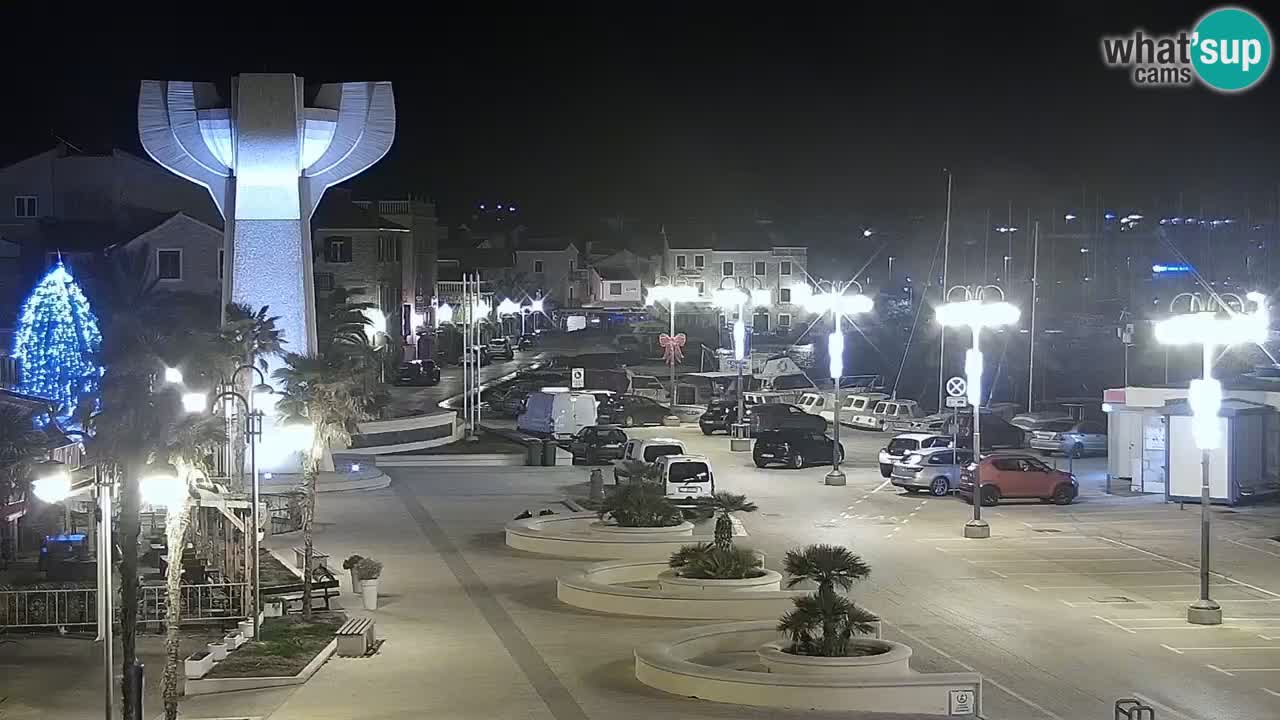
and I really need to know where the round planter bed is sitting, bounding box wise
[506,513,711,560]
[557,561,802,619]
[757,638,910,678]
[656,568,782,593]
[588,520,695,536]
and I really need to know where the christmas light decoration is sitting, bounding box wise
[12,262,103,422]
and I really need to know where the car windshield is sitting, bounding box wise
[632,377,660,389]
[600,429,626,443]
[1041,420,1075,432]
[643,444,682,462]
[668,461,710,484]
[887,438,918,455]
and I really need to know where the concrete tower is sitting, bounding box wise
[138,74,396,360]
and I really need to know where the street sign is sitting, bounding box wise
[945,376,967,398]
[724,358,750,370]
[948,688,975,715]
[571,367,585,389]
[945,396,967,408]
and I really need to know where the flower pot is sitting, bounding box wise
[207,641,228,662]
[238,620,254,639]
[263,600,283,618]
[184,652,214,679]
[224,632,245,650]
[360,579,379,610]
[349,569,360,594]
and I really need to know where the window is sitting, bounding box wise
[324,236,352,263]
[157,249,182,280]
[570,260,575,271]
[644,444,683,462]
[722,261,734,276]
[781,261,792,276]
[778,313,791,328]
[315,273,335,291]
[695,281,705,295]
[991,458,1022,472]
[754,261,766,276]
[14,196,37,218]
[218,249,225,280]
[930,452,954,465]
[694,254,705,268]
[780,288,792,303]
[535,260,545,273]
[676,255,687,269]
[377,236,401,262]
[609,282,623,295]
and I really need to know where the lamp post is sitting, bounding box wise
[647,277,700,413]
[713,278,770,451]
[803,281,874,486]
[1155,291,1267,626]
[936,285,1020,538]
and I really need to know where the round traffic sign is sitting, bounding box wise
[946,376,967,398]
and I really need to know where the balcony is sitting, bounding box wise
[436,281,493,301]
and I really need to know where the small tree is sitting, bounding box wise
[778,544,877,657]
[597,483,681,528]
[698,492,757,550]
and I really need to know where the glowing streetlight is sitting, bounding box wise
[163,367,184,385]
[648,278,700,413]
[139,463,187,511]
[31,462,72,503]
[802,280,873,486]
[435,302,454,326]
[1155,291,1268,626]
[181,392,207,414]
[936,285,1020,538]
[713,278,769,450]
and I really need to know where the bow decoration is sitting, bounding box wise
[658,333,687,366]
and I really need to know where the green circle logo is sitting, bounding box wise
[1192,6,1273,92]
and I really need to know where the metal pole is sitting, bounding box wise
[1189,341,1222,625]
[462,274,470,439]
[1124,343,1130,386]
[669,297,677,413]
[249,414,260,637]
[826,307,845,486]
[101,471,114,720]
[1028,222,1039,412]
[965,324,989,538]
[939,170,952,410]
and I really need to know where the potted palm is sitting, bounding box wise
[343,554,364,593]
[756,544,908,676]
[661,493,781,592]
[356,556,383,610]
[593,483,690,534]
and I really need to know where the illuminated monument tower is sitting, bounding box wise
[138,74,395,359]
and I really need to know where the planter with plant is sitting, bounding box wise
[592,483,691,534]
[223,631,246,650]
[342,554,364,593]
[660,493,781,592]
[356,557,383,610]
[755,544,904,675]
[184,650,214,679]
[207,640,229,662]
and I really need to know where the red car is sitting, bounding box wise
[958,454,1077,506]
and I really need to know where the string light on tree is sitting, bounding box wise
[11,262,103,422]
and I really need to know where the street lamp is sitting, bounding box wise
[647,277,700,413]
[1155,291,1268,625]
[803,280,874,486]
[712,277,770,450]
[936,284,1020,538]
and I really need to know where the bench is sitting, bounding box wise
[293,547,330,570]
[264,565,341,614]
[335,616,377,657]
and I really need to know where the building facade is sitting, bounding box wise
[661,240,810,333]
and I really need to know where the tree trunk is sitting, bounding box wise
[162,503,192,720]
[713,512,733,550]
[118,460,141,720]
[300,438,321,620]
[819,586,836,658]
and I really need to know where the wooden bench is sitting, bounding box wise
[293,547,330,570]
[335,617,376,657]
[264,566,341,614]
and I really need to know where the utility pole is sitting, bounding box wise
[938,169,952,410]
[1028,222,1039,412]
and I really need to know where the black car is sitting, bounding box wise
[951,412,1025,450]
[698,399,742,435]
[597,394,672,427]
[568,425,628,464]
[753,429,844,469]
[518,333,538,350]
[396,360,441,386]
[487,337,515,361]
[748,403,827,434]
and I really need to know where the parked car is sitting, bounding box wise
[822,392,889,427]
[753,429,842,469]
[888,412,949,434]
[958,453,1078,506]
[1009,410,1074,433]
[493,388,532,417]
[629,374,670,403]
[891,446,975,496]
[487,337,515,361]
[1030,419,1108,457]
[698,398,748,435]
[655,454,715,500]
[877,433,952,477]
[395,359,441,386]
[951,411,1026,450]
[613,437,688,484]
[517,390,598,438]
[518,333,537,350]
[748,403,828,434]
[597,394,675,427]
[850,399,925,431]
[568,425,628,464]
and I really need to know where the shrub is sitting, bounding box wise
[355,557,383,581]
[777,544,878,657]
[669,543,763,580]
[598,483,682,528]
[342,554,364,571]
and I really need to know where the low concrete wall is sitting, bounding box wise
[348,412,460,454]
[558,560,801,619]
[634,621,981,715]
[505,513,715,560]
[185,638,337,696]
[375,453,525,467]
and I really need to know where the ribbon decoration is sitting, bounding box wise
[658,332,687,366]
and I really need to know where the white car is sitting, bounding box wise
[613,437,688,484]
[877,433,953,477]
[655,454,715,501]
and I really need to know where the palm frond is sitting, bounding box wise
[783,544,871,591]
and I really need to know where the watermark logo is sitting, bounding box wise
[1101,6,1272,92]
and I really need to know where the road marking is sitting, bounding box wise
[1161,644,1184,654]
[1062,599,1280,607]
[1262,688,1280,698]
[1227,537,1280,559]
[999,570,1194,576]
[1023,584,1041,592]
[1204,666,1280,673]
[1206,664,1235,676]
[1099,536,1280,600]
[1029,583,1226,591]
[1164,646,1280,652]
[965,558,1152,564]
[988,569,1008,578]
[871,478,892,493]
[1094,615,1137,634]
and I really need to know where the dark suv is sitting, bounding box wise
[699,399,745,435]
[748,403,827,434]
[753,429,843,469]
[568,426,628,464]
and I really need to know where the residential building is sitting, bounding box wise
[596,267,642,304]
[512,236,589,308]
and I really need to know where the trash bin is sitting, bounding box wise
[525,439,543,466]
[542,439,558,466]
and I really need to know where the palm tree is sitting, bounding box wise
[779,544,877,657]
[0,406,47,507]
[273,353,365,618]
[700,492,757,550]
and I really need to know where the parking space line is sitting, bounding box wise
[1094,615,1137,634]
[1028,583,1227,591]
[1163,645,1280,652]
[987,569,1007,578]
[1063,599,1280,607]
[1023,584,1041,592]
[965,558,1154,564]
[1160,643,1184,654]
[1099,536,1280,600]
[871,478,892,493]
[1206,666,1280,673]
[1226,537,1280,559]
[1000,570,1193,576]
[1206,664,1235,676]
[1262,687,1280,698]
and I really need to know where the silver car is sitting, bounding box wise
[1029,419,1108,457]
[890,446,975,496]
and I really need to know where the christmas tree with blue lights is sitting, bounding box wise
[12,262,103,422]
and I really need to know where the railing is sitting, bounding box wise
[264,492,304,534]
[139,582,250,625]
[436,281,494,297]
[0,587,97,628]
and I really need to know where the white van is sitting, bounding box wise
[655,454,715,501]
[613,438,689,484]
[820,392,889,427]
[517,390,599,438]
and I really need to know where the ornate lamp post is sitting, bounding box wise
[803,280,873,486]
[713,277,770,451]
[936,284,1020,538]
[647,276,699,413]
[1155,291,1268,625]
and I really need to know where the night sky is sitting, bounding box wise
[4,3,1277,229]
